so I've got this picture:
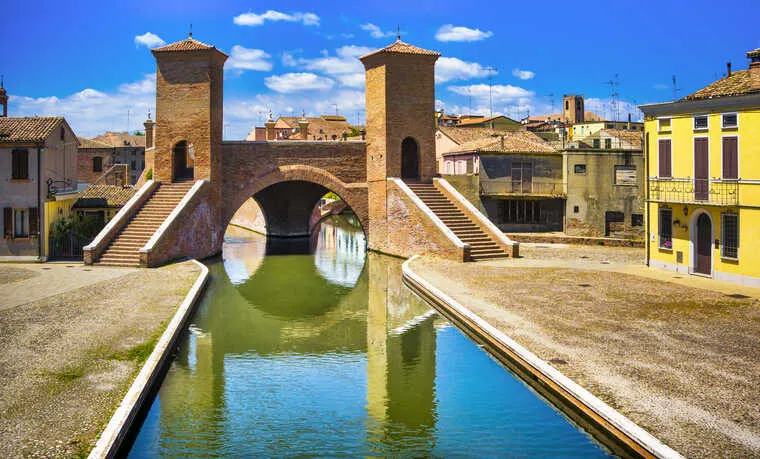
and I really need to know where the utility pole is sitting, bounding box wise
[672,75,681,101]
[486,66,497,117]
[127,109,131,134]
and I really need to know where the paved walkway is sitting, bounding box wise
[411,245,760,458]
[0,261,200,457]
[0,263,137,312]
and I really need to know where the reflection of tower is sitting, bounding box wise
[365,253,437,454]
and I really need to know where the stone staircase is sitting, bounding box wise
[406,182,509,261]
[95,181,193,266]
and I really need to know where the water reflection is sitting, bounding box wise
[128,214,610,457]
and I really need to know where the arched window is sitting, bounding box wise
[92,156,103,173]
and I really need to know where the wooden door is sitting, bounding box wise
[694,138,709,201]
[695,213,712,275]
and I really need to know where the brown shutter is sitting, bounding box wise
[3,208,12,239]
[658,139,672,177]
[29,207,39,238]
[722,137,738,179]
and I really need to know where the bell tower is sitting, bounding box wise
[0,76,8,117]
[151,34,227,183]
[360,39,440,250]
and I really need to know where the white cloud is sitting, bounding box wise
[361,23,395,39]
[10,74,156,137]
[448,83,534,105]
[227,46,273,72]
[337,74,365,88]
[134,32,165,48]
[233,10,320,27]
[265,73,335,93]
[435,25,493,42]
[512,68,535,80]
[281,46,371,89]
[436,57,494,83]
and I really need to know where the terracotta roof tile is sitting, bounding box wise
[77,137,111,148]
[90,131,146,147]
[152,36,223,54]
[0,117,63,143]
[457,115,520,127]
[73,185,136,209]
[684,69,760,100]
[360,40,440,60]
[445,130,556,155]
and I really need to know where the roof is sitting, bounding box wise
[439,126,512,144]
[684,69,760,101]
[77,137,111,148]
[360,40,440,60]
[457,115,520,127]
[152,35,218,53]
[90,131,146,148]
[597,129,643,148]
[250,114,355,141]
[0,117,64,143]
[72,185,136,209]
[445,130,557,155]
[525,111,606,123]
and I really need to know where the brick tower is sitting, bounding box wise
[360,39,440,248]
[562,94,585,124]
[151,34,228,184]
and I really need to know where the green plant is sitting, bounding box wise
[146,168,153,180]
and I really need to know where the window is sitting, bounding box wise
[593,139,600,149]
[11,149,29,180]
[131,160,137,170]
[693,115,708,131]
[13,209,28,238]
[502,200,540,224]
[574,164,587,174]
[632,214,643,226]
[606,123,614,129]
[658,118,671,131]
[93,157,103,173]
[604,138,612,149]
[573,205,580,213]
[721,213,739,259]
[659,207,672,249]
[615,165,637,185]
[60,126,65,141]
[722,113,738,129]
[658,139,672,177]
[722,137,738,179]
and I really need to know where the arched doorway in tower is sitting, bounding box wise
[173,140,194,181]
[695,213,712,275]
[401,137,420,181]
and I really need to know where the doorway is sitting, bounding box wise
[694,212,712,275]
[401,137,420,181]
[173,140,194,181]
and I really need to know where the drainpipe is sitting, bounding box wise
[644,132,650,267]
[37,144,42,261]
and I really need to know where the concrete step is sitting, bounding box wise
[104,248,140,255]
[470,247,506,255]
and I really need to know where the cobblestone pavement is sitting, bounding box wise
[411,252,760,458]
[0,261,201,457]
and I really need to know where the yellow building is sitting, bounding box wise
[641,48,760,286]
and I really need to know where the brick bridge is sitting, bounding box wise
[84,35,518,267]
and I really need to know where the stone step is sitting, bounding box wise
[470,247,506,255]
[103,248,140,255]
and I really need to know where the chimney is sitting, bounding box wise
[727,61,732,76]
[143,111,155,149]
[0,76,7,118]
[264,112,276,141]
[627,113,632,130]
[747,48,760,73]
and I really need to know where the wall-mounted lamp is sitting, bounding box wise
[683,206,688,216]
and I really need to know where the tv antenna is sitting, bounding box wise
[672,75,681,101]
[544,92,555,114]
[485,66,497,117]
[603,74,620,121]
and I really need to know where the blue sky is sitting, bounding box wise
[2,0,759,138]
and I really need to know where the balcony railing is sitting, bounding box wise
[648,178,738,206]
[480,180,566,197]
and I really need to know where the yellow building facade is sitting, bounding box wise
[641,48,760,286]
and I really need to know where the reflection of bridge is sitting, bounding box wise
[85,34,517,267]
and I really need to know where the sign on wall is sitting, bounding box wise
[614,166,637,186]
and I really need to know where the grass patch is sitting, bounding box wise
[44,362,88,383]
[109,328,163,364]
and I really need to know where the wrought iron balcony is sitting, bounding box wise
[480,180,566,198]
[648,178,739,206]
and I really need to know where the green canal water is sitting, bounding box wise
[128,214,612,457]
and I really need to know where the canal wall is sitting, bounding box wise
[401,255,682,459]
[88,259,210,458]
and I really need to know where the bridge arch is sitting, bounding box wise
[223,165,368,238]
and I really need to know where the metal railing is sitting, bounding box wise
[480,180,566,197]
[648,178,739,206]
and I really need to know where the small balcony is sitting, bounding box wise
[648,178,739,206]
[480,179,566,198]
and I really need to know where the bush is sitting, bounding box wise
[146,168,153,180]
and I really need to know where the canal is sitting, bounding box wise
[128,213,611,457]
